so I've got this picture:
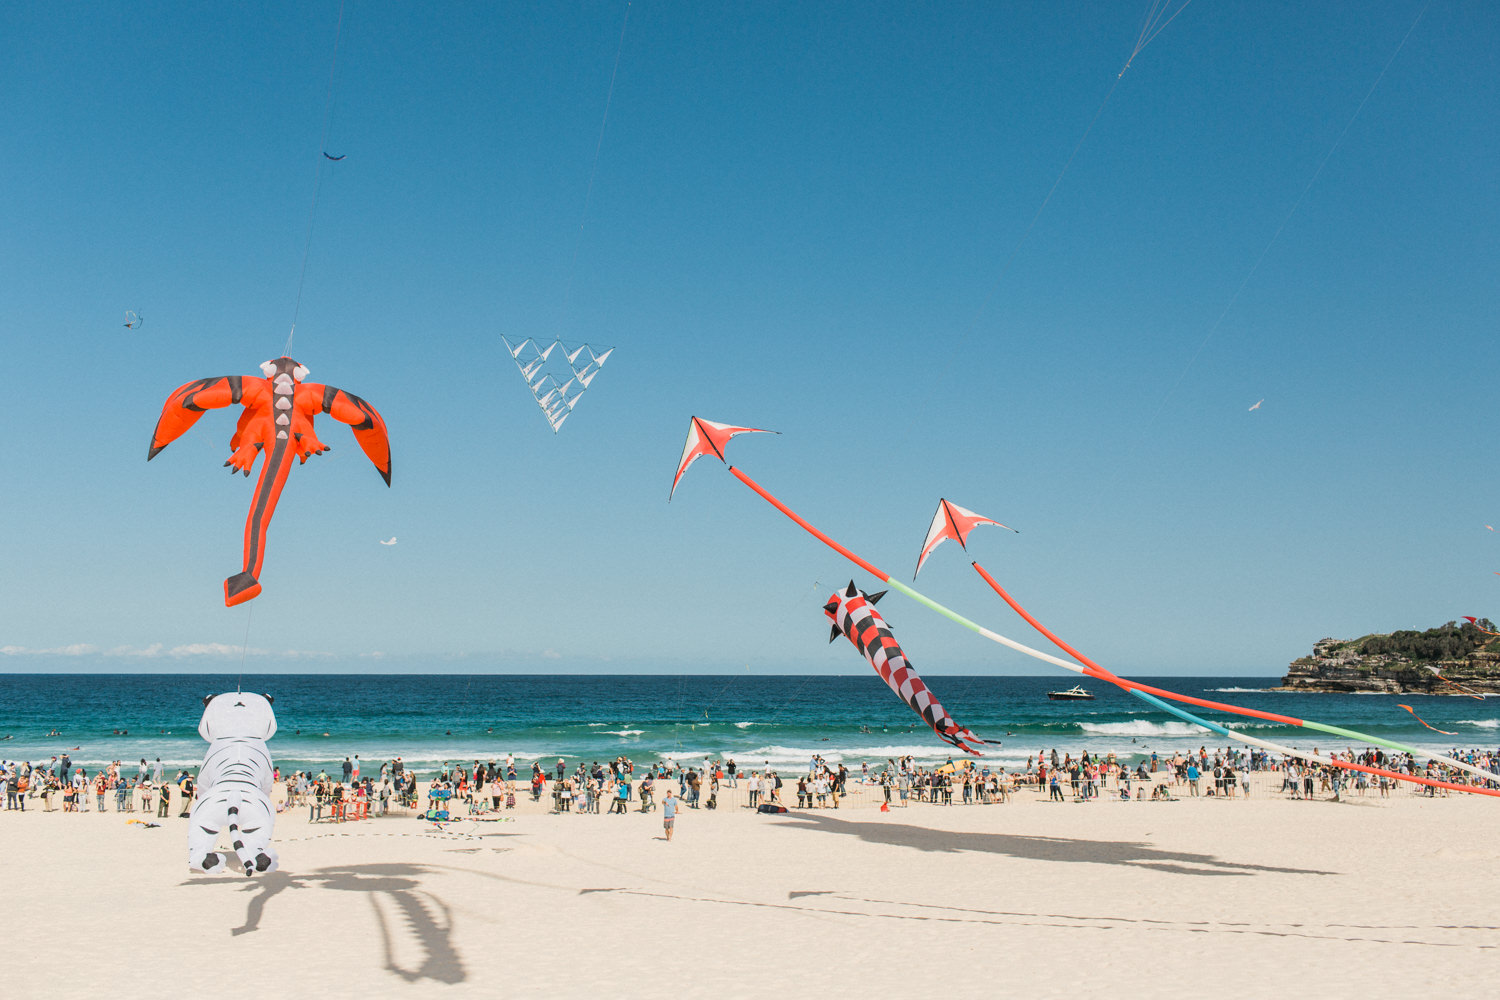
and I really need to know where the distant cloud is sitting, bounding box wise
[1,643,98,656]
[542,649,562,660]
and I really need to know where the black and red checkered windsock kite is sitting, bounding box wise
[824,581,999,756]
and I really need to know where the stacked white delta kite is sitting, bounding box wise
[501,336,614,433]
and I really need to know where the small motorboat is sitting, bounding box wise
[1047,685,1095,701]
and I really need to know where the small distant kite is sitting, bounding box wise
[1418,661,1487,700]
[379,537,397,546]
[1487,525,1494,532]
[125,310,143,330]
[323,152,345,161]
[500,337,615,433]
[1462,617,1500,637]
[1248,399,1263,412]
[1398,704,1458,735]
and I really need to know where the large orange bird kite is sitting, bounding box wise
[148,357,391,606]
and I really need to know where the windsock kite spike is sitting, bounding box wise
[668,415,778,501]
[914,498,1016,580]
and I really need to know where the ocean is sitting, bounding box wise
[2,673,1497,777]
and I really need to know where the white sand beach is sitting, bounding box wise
[5,784,1498,999]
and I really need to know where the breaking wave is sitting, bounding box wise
[1078,721,1202,737]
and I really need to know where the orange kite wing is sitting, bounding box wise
[148,376,267,459]
[302,384,392,485]
[148,358,390,606]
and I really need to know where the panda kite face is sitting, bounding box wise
[199,692,277,741]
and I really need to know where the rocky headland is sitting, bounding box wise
[1279,619,1500,695]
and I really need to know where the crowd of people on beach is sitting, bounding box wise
[5,742,1500,819]
[0,755,194,816]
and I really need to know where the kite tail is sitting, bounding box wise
[968,561,1500,792]
[227,438,293,607]
[1398,705,1459,736]
[713,460,1498,792]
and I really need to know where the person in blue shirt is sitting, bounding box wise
[1186,762,1200,796]
[661,787,678,841]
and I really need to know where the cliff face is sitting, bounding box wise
[1280,637,1500,695]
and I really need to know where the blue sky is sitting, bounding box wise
[2,1,1496,675]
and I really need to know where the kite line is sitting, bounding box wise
[563,0,632,317]
[286,0,350,355]
[1105,0,1433,499]
[670,417,1500,796]
[923,0,1196,411]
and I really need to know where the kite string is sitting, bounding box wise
[237,603,255,694]
[563,1,632,316]
[1103,0,1431,495]
[1123,0,1196,76]
[918,0,1194,420]
[286,0,349,356]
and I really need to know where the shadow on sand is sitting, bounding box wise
[185,863,464,984]
[774,811,1335,877]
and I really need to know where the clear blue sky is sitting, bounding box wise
[2,1,1496,675]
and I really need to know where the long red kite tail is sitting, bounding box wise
[1398,704,1459,736]
[669,416,777,501]
[913,498,1015,580]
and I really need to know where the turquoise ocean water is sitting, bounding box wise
[2,674,1497,777]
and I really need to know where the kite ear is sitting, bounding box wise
[845,581,858,597]
[867,590,887,605]
[264,694,274,706]
[202,695,214,707]
[829,624,842,643]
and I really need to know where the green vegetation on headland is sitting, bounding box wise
[1280,619,1500,694]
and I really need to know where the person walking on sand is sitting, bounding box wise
[661,787,678,841]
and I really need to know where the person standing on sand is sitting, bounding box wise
[661,787,678,841]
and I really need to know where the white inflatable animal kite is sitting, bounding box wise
[189,692,279,877]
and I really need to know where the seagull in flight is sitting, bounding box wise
[379,537,397,546]
[1248,399,1263,412]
